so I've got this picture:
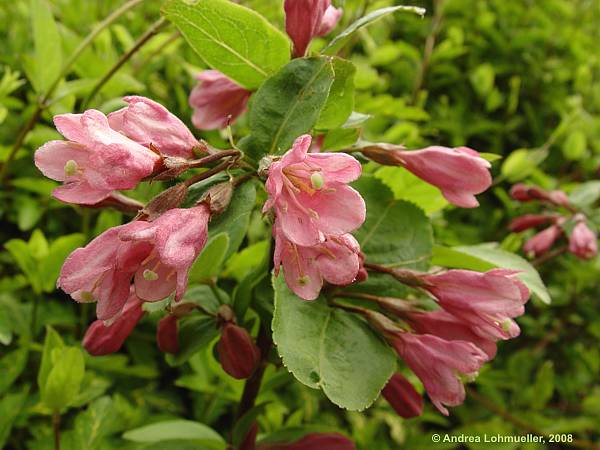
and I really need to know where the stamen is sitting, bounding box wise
[64,160,79,177]
[80,291,94,302]
[310,172,324,190]
[143,269,159,281]
[298,275,310,286]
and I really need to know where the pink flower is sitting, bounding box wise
[119,205,210,303]
[392,332,487,415]
[365,145,492,208]
[523,225,563,257]
[285,0,342,58]
[509,213,558,232]
[189,70,252,130]
[407,309,497,359]
[35,110,160,204]
[421,269,530,341]
[569,220,598,260]
[510,184,570,207]
[381,373,423,418]
[264,134,365,246]
[157,314,180,353]
[108,96,198,158]
[82,291,144,356]
[274,221,361,300]
[217,322,261,379]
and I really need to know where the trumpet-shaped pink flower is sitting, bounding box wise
[421,269,530,341]
[569,220,598,260]
[509,213,558,232]
[82,291,144,356]
[364,145,491,208]
[407,309,497,359]
[119,205,210,303]
[264,135,365,246]
[523,225,563,257]
[285,0,342,57]
[108,96,198,158]
[392,332,487,415]
[35,110,160,204]
[189,70,252,130]
[381,373,423,419]
[157,314,180,354]
[274,221,361,300]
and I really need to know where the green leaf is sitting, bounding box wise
[0,303,12,345]
[71,396,118,450]
[38,326,64,392]
[316,58,356,130]
[272,274,395,411]
[42,346,85,411]
[166,316,220,366]
[0,388,28,448]
[224,240,269,282]
[188,233,230,284]
[41,233,85,292]
[243,57,335,160]
[431,243,551,304]
[322,6,426,54]
[162,0,290,89]
[2,239,38,290]
[531,361,554,410]
[321,128,360,151]
[209,181,257,259]
[0,347,29,395]
[562,130,587,161]
[123,420,225,449]
[568,181,600,208]
[31,0,62,94]
[500,147,548,182]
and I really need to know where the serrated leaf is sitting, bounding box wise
[163,0,290,89]
[272,274,395,411]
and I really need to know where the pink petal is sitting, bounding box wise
[34,140,88,182]
[52,181,112,205]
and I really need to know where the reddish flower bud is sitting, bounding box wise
[83,292,144,355]
[217,323,261,379]
[523,225,563,257]
[509,214,558,232]
[240,422,259,450]
[382,373,423,418]
[157,314,180,353]
[569,220,598,260]
[285,0,337,58]
[510,184,570,207]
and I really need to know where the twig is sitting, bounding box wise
[82,17,167,108]
[183,159,238,188]
[0,0,146,183]
[532,245,567,267]
[52,412,61,450]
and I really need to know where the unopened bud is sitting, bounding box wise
[157,315,180,353]
[217,323,260,379]
[360,143,405,166]
[382,373,423,419]
[139,183,188,221]
[200,181,234,215]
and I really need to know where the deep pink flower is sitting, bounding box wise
[119,205,210,303]
[82,291,144,356]
[264,134,365,246]
[421,269,530,341]
[392,332,487,415]
[108,96,198,158]
[35,110,160,204]
[285,0,342,58]
[217,323,261,379]
[381,373,423,419]
[157,314,180,353]
[407,309,497,359]
[189,70,252,130]
[510,183,570,207]
[523,225,563,257]
[509,213,558,232]
[569,220,598,260]
[274,221,361,300]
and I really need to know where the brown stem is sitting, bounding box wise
[183,159,237,188]
[52,412,61,450]
[83,17,167,108]
[186,150,241,168]
[237,324,273,420]
[364,262,395,274]
[532,245,567,267]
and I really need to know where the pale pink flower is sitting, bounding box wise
[392,332,487,415]
[523,225,563,257]
[82,290,144,356]
[421,269,530,341]
[35,110,160,204]
[381,373,423,418]
[264,134,365,246]
[407,309,497,359]
[189,70,252,130]
[364,145,492,208]
[569,220,598,260]
[509,213,558,232]
[285,0,342,58]
[119,205,210,303]
[157,314,180,353]
[108,96,198,158]
[274,221,361,300]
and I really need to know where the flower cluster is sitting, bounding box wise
[509,183,598,260]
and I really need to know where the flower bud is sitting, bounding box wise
[382,373,423,418]
[82,294,144,356]
[217,323,261,379]
[509,214,558,232]
[569,220,598,260]
[200,181,234,215]
[523,225,562,257]
[138,183,188,221]
[157,314,180,353]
